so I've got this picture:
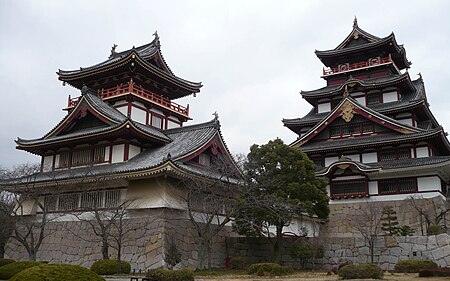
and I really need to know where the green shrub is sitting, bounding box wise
[229,257,246,269]
[90,259,131,275]
[247,262,294,276]
[0,261,41,279]
[394,259,438,273]
[9,264,105,281]
[338,264,383,279]
[427,224,443,235]
[146,269,194,281]
[0,258,15,267]
[419,268,450,277]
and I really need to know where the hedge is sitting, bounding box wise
[394,260,438,273]
[419,268,450,277]
[247,263,294,276]
[338,264,383,279]
[0,258,15,267]
[9,264,105,281]
[0,261,42,280]
[146,269,194,281]
[229,257,246,269]
[90,259,131,275]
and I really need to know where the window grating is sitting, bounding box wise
[379,179,417,194]
[331,180,366,196]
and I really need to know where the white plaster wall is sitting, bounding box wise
[111,144,125,163]
[383,91,398,102]
[268,217,320,237]
[347,154,360,162]
[318,102,331,113]
[42,156,53,172]
[128,144,141,159]
[117,106,128,116]
[355,96,365,105]
[416,147,429,158]
[368,181,378,195]
[325,156,339,167]
[132,101,145,108]
[54,154,61,168]
[398,118,413,126]
[167,120,180,129]
[130,107,147,124]
[104,146,110,162]
[418,176,440,192]
[362,152,377,163]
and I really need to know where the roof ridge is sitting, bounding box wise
[164,118,220,134]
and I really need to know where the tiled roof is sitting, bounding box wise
[300,129,443,153]
[11,119,224,184]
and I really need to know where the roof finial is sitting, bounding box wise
[153,30,160,47]
[81,84,89,96]
[110,44,118,57]
[212,111,219,120]
[417,72,422,80]
[353,16,358,28]
[343,85,350,98]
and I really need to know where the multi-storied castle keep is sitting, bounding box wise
[284,19,450,203]
[7,34,241,269]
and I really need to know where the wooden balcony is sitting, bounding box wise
[322,55,398,77]
[67,80,189,117]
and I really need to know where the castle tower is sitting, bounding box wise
[283,20,450,202]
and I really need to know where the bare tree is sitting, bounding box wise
[348,201,384,264]
[407,195,449,235]
[169,156,240,270]
[0,163,61,261]
[0,186,15,258]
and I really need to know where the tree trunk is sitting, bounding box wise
[0,241,5,259]
[28,250,36,261]
[207,240,212,270]
[273,225,283,263]
[369,240,374,264]
[197,240,207,270]
[117,246,122,274]
[102,237,109,260]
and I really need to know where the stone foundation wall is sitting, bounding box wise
[5,208,233,271]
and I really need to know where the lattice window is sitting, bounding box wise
[58,193,79,211]
[81,191,103,209]
[59,151,70,168]
[44,195,58,211]
[331,180,367,196]
[379,148,411,161]
[72,149,91,166]
[362,122,374,133]
[379,179,417,194]
[330,126,340,137]
[93,147,106,163]
[104,190,121,208]
[367,94,382,105]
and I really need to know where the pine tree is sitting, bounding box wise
[164,240,181,270]
[381,206,399,235]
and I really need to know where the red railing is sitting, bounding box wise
[67,79,189,117]
[323,54,395,76]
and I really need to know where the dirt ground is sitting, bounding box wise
[195,272,448,281]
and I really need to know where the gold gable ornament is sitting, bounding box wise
[340,100,357,122]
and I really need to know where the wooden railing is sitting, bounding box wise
[67,79,189,117]
[323,55,395,76]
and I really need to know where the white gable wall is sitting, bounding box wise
[112,144,125,163]
[418,176,440,192]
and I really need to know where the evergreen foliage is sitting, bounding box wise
[394,259,438,273]
[338,264,383,279]
[397,225,415,236]
[0,261,42,280]
[9,264,105,281]
[229,257,246,269]
[90,259,131,275]
[234,138,329,262]
[0,258,15,267]
[247,262,294,276]
[381,206,399,235]
[290,239,324,268]
[164,239,182,269]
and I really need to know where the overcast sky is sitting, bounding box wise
[1,0,449,167]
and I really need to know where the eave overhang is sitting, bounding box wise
[315,33,411,69]
[290,96,422,148]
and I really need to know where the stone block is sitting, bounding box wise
[432,245,450,260]
[427,235,438,250]
[436,233,449,247]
